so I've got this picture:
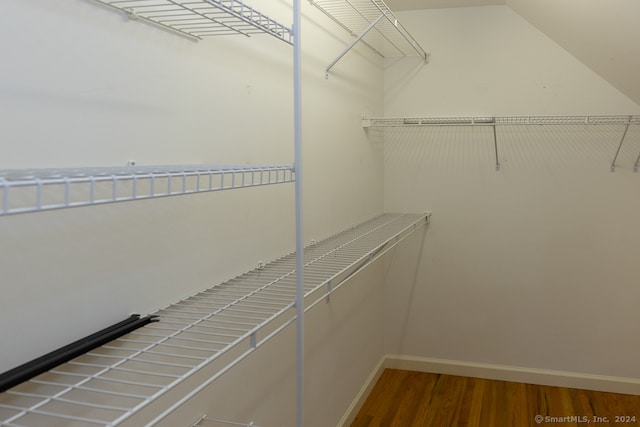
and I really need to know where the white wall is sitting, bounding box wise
[507,0,640,106]
[384,6,640,116]
[0,0,384,423]
[383,6,640,383]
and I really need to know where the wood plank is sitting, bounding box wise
[351,369,640,426]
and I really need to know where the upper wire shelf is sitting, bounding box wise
[0,212,429,427]
[310,0,427,59]
[309,0,428,77]
[0,165,295,216]
[89,0,293,44]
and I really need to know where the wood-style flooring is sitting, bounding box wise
[351,369,640,427]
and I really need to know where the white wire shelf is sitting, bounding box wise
[309,0,428,76]
[0,212,429,427]
[362,115,640,127]
[89,0,293,44]
[0,165,295,216]
[363,115,640,172]
[192,416,260,426]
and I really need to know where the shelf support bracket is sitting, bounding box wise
[610,117,631,172]
[325,13,384,79]
[492,123,501,171]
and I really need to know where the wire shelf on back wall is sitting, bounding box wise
[0,212,429,427]
[88,0,293,44]
[363,115,640,172]
[0,165,295,215]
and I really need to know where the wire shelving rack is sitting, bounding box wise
[363,114,640,172]
[88,0,293,43]
[308,0,428,77]
[192,417,261,427]
[0,165,295,216]
[3,0,305,425]
[0,213,429,427]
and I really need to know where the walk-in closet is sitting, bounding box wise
[1,0,639,426]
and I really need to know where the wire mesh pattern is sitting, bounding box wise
[193,416,260,426]
[363,115,640,127]
[0,165,295,215]
[378,117,640,173]
[89,0,293,43]
[0,212,428,427]
[309,0,427,59]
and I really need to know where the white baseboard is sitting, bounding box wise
[337,354,640,427]
[335,357,386,427]
[384,354,640,395]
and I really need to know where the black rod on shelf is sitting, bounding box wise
[0,314,158,393]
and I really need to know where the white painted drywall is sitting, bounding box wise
[384,6,640,117]
[383,6,640,381]
[0,4,384,426]
[507,0,640,106]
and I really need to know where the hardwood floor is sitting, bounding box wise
[351,369,640,427]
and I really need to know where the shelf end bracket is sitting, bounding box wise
[325,13,384,78]
[493,122,501,171]
[610,117,631,172]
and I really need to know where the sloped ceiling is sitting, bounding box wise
[385,0,640,106]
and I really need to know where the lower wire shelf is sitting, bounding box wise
[0,212,429,427]
[192,416,261,427]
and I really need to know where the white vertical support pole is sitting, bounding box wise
[292,0,304,425]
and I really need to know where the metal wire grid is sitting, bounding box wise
[0,165,294,215]
[193,416,260,426]
[363,115,640,127]
[366,115,640,172]
[89,0,293,43]
[309,0,427,59]
[0,212,428,427]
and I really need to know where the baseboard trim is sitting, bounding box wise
[337,355,640,426]
[336,357,386,427]
[384,354,640,395]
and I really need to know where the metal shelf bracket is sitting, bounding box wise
[610,116,632,172]
[492,122,501,172]
[325,13,384,79]
[310,0,428,77]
